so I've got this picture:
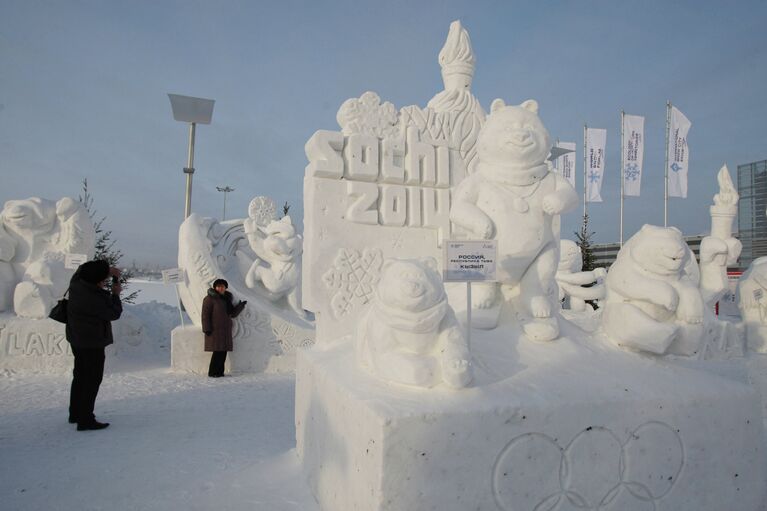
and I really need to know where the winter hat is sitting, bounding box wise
[78,260,110,284]
[212,278,229,289]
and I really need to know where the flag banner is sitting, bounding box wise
[622,114,644,197]
[667,106,691,198]
[554,142,577,188]
[586,128,607,202]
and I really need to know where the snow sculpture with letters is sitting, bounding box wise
[0,197,95,318]
[450,99,579,338]
[356,258,471,389]
[296,21,766,511]
[556,240,606,311]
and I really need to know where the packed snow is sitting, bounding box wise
[0,280,320,511]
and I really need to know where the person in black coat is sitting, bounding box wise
[201,279,246,377]
[66,259,122,431]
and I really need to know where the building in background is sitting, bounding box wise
[737,159,767,271]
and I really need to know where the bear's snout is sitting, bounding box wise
[399,279,427,298]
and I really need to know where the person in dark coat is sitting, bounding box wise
[65,259,122,431]
[201,279,246,377]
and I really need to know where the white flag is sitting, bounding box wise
[622,114,644,197]
[585,128,607,202]
[667,106,691,198]
[553,142,576,188]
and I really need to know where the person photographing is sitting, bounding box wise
[66,260,123,431]
[201,279,246,377]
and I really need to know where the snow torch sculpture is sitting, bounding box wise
[295,21,765,511]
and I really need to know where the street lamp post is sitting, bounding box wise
[216,186,235,220]
[168,94,215,219]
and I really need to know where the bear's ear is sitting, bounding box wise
[520,99,539,114]
[420,257,438,272]
[490,98,506,113]
[381,258,397,272]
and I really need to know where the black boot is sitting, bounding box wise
[77,420,110,431]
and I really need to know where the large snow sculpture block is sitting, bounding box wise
[170,326,226,374]
[297,328,766,511]
[0,315,72,371]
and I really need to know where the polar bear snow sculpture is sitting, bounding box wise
[556,240,606,312]
[450,99,578,340]
[603,224,739,356]
[0,197,95,318]
[356,258,472,389]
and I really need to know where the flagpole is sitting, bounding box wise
[620,111,625,246]
[583,124,587,223]
[664,101,671,227]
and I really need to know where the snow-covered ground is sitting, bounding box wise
[0,280,320,511]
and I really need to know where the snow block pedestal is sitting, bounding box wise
[171,325,230,374]
[0,314,72,371]
[296,327,767,511]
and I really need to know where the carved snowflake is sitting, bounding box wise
[336,91,400,139]
[248,196,278,227]
[390,231,404,250]
[322,248,384,318]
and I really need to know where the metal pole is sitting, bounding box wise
[466,282,472,342]
[183,122,197,219]
[620,111,625,246]
[174,285,185,327]
[664,101,670,227]
[583,124,588,223]
[223,191,228,220]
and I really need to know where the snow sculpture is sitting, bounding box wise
[244,213,305,318]
[0,197,95,318]
[602,167,742,356]
[303,22,485,344]
[356,258,471,389]
[173,196,313,374]
[556,239,605,311]
[738,258,767,352]
[297,22,766,511]
[450,99,579,338]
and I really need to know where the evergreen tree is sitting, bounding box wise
[574,213,597,271]
[79,179,138,303]
[282,201,290,217]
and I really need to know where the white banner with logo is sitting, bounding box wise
[622,114,644,197]
[586,128,607,202]
[554,142,577,188]
[667,106,691,198]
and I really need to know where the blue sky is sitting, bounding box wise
[1,0,766,266]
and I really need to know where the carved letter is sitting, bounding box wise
[27,333,44,356]
[346,181,379,225]
[381,136,406,184]
[407,186,422,227]
[379,185,407,227]
[436,145,450,188]
[405,127,435,185]
[305,130,344,179]
[345,134,379,182]
[423,188,451,244]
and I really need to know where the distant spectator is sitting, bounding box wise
[66,260,122,431]
[201,279,246,377]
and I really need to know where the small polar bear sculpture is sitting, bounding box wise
[450,98,578,339]
[356,258,472,389]
[602,225,704,355]
[244,215,305,318]
[737,257,767,353]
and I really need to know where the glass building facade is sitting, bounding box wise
[737,160,767,270]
